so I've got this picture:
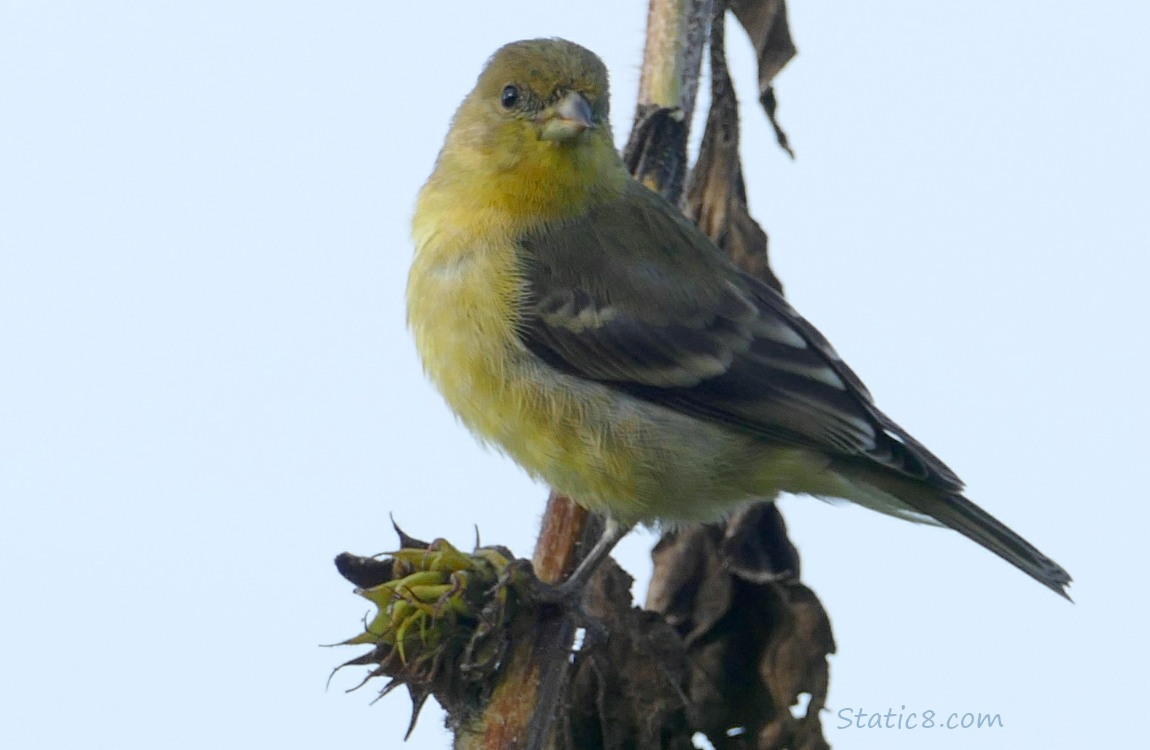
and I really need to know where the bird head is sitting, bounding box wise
[471,38,610,145]
[435,39,627,217]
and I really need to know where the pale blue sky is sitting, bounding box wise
[2,2,1147,748]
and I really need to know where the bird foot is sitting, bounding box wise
[521,565,609,648]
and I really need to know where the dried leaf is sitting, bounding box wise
[685,7,784,292]
[623,105,690,204]
[562,560,695,750]
[334,551,395,590]
[646,515,835,750]
[728,0,796,156]
[648,526,733,645]
[721,503,800,584]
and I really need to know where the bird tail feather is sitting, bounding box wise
[832,461,1072,599]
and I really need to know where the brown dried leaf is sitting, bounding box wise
[729,0,796,86]
[562,560,695,750]
[334,551,395,590]
[623,105,690,204]
[728,0,796,156]
[685,7,784,292]
[721,503,801,584]
[647,507,835,750]
[648,525,733,645]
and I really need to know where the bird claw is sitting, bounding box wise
[521,564,610,648]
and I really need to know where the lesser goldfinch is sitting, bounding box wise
[407,38,1071,598]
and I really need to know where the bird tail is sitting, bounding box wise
[832,462,1072,599]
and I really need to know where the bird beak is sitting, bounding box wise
[539,91,595,142]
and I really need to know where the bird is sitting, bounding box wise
[406,37,1071,598]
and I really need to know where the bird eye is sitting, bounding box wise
[500,85,520,109]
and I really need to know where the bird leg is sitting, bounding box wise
[529,517,630,625]
[557,515,632,600]
[528,516,632,645]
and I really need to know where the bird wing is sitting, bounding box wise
[519,181,963,491]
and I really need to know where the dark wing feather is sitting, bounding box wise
[519,181,962,492]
